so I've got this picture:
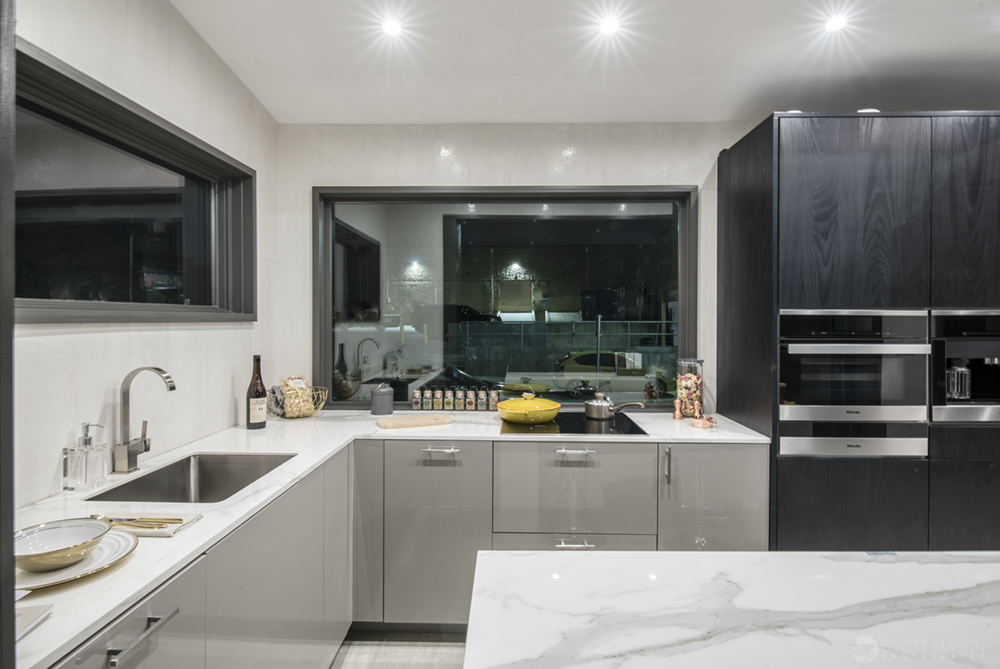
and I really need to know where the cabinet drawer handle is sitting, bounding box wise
[556,448,596,455]
[107,607,179,668]
[665,446,671,484]
[556,539,595,549]
[421,447,460,454]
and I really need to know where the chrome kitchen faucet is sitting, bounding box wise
[114,367,177,473]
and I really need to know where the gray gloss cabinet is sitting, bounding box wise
[352,439,384,622]
[658,443,769,551]
[493,441,658,535]
[51,557,207,669]
[206,450,348,669]
[383,440,492,624]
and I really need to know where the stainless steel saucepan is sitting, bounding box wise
[584,392,645,420]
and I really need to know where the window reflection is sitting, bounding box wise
[14,106,211,305]
[332,202,680,405]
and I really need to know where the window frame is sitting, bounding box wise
[312,186,699,410]
[13,38,257,324]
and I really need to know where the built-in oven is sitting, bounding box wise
[779,311,930,422]
[931,311,1000,423]
[776,311,930,551]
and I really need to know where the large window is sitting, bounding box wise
[14,39,256,323]
[314,189,697,408]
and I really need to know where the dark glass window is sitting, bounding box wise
[325,201,681,405]
[14,106,211,305]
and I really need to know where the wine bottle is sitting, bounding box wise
[246,354,267,429]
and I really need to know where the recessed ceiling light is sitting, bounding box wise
[825,15,847,32]
[382,18,402,35]
[857,108,881,113]
[600,17,619,35]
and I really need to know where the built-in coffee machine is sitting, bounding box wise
[932,311,1000,423]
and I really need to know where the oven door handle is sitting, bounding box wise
[786,344,931,355]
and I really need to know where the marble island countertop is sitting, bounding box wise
[15,409,766,669]
[464,550,1000,668]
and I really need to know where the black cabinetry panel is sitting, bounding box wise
[929,461,1000,550]
[717,118,775,439]
[778,117,931,309]
[931,117,1000,308]
[929,425,1000,550]
[776,458,928,551]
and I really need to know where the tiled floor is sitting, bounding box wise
[330,632,467,669]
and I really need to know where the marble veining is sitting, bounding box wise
[465,551,1000,668]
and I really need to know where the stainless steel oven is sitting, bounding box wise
[776,311,930,550]
[931,311,1000,423]
[779,311,930,422]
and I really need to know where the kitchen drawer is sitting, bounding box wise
[492,532,656,551]
[384,440,492,624]
[493,441,658,535]
[50,556,207,669]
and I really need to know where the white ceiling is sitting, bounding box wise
[168,0,1000,125]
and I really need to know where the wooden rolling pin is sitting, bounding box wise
[376,415,454,430]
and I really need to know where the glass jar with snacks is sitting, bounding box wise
[455,388,465,411]
[444,389,455,410]
[675,359,703,417]
[433,389,443,411]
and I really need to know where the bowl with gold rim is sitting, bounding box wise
[14,518,111,572]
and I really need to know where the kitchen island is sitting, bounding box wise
[14,410,767,669]
[464,550,1000,668]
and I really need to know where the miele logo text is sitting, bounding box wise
[846,410,861,414]
[847,444,862,448]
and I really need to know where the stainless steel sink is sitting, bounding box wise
[87,453,296,504]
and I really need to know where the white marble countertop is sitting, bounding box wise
[14,409,765,669]
[464,550,1000,668]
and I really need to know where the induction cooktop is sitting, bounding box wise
[499,411,647,436]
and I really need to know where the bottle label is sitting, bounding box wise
[249,397,267,424]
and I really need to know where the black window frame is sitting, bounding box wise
[312,186,699,410]
[13,38,257,324]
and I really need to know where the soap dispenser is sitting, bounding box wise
[63,422,104,492]
[83,422,108,488]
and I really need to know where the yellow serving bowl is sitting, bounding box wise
[497,392,561,424]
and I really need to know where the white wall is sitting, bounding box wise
[14,0,289,506]
[280,121,757,411]
[12,2,758,506]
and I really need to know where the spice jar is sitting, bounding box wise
[676,359,703,417]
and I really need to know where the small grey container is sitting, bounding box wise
[371,383,394,415]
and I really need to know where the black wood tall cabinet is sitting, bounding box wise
[717,111,1000,551]
[931,117,1000,308]
[928,426,1000,550]
[779,117,932,309]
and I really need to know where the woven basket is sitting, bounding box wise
[267,386,329,418]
